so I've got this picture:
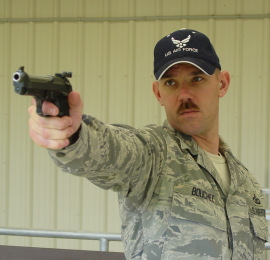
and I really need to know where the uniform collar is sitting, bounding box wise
[162,120,248,194]
[162,120,199,156]
[163,120,233,156]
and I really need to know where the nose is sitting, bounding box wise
[177,85,193,103]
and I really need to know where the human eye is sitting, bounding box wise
[192,76,203,82]
[164,79,176,86]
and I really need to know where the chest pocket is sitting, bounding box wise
[161,183,229,259]
[246,191,268,241]
[249,213,267,241]
[170,183,227,231]
[249,206,268,257]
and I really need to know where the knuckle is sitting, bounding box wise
[40,128,51,139]
[58,120,67,130]
[48,139,68,150]
[28,106,32,114]
[29,128,45,147]
[28,105,37,116]
[65,127,73,138]
[61,116,72,128]
[28,117,37,129]
[38,117,49,128]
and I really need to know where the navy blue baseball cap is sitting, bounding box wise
[154,28,221,80]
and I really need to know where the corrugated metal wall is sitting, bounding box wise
[0,0,270,255]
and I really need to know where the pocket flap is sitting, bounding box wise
[250,213,268,242]
[172,185,227,232]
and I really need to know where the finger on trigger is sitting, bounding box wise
[42,101,59,116]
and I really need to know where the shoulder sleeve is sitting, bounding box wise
[48,115,166,196]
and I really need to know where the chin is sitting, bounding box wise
[174,125,203,136]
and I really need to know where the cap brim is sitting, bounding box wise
[155,57,217,80]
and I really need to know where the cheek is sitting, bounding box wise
[200,94,219,113]
[162,95,179,109]
[158,91,168,106]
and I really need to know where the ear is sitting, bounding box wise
[152,81,164,106]
[218,71,230,98]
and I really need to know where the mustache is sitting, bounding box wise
[177,100,200,114]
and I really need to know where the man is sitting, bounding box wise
[28,29,267,259]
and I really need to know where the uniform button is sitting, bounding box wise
[56,152,65,157]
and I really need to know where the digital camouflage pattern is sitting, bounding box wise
[49,115,267,260]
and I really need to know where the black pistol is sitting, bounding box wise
[13,66,73,117]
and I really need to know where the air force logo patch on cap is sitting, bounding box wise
[153,29,221,80]
[164,34,199,58]
[171,35,191,48]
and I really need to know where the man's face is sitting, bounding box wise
[152,63,229,138]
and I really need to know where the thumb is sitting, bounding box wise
[68,91,83,133]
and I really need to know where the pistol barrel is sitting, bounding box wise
[13,71,23,82]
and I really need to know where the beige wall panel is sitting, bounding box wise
[82,22,111,121]
[238,19,270,185]
[0,0,270,257]
[80,181,108,250]
[134,0,161,16]
[0,22,10,246]
[216,19,244,156]
[84,1,108,18]
[35,0,61,18]
[8,0,29,18]
[31,148,58,249]
[5,20,34,247]
[133,21,161,127]
[106,22,134,124]
[159,0,210,16]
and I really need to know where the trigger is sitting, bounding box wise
[34,98,45,117]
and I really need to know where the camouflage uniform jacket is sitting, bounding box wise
[49,115,268,260]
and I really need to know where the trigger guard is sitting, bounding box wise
[34,97,45,116]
